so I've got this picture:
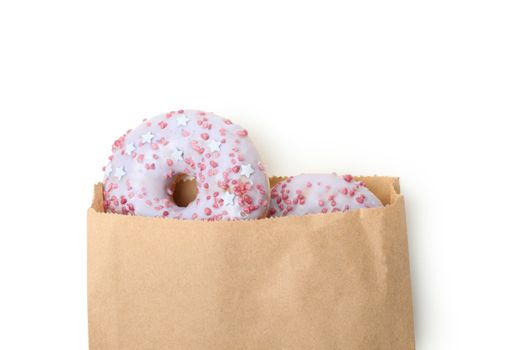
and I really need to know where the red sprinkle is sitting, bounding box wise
[236,129,248,137]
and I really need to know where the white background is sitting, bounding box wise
[1,1,524,349]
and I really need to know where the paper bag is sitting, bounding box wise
[87,176,415,349]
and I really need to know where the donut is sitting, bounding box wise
[102,110,270,220]
[267,174,383,217]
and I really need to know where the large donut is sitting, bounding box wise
[267,174,383,217]
[103,110,270,220]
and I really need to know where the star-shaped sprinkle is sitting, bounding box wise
[104,163,112,177]
[176,115,189,126]
[240,164,254,178]
[124,143,135,155]
[114,166,126,180]
[207,139,221,152]
[222,191,236,206]
[141,132,154,144]
[172,148,184,161]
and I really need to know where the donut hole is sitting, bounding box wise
[171,174,198,207]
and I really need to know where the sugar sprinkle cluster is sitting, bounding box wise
[103,110,270,220]
[267,174,383,217]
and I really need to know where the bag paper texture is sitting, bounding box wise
[87,176,415,349]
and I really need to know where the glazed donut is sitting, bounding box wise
[103,110,270,220]
[267,174,383,217]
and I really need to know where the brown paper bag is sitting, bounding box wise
[87,176,415,349]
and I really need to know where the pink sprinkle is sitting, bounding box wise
[243,194,253,204]
[191,141,204,154]
[166,159,174,166]
[318,200,325,207]
[236,129,248,137]
[204,208,212,216]
[356,195,365,204]
[137,154,144,163]
[343,174,353,182]
[158,121,168,129]
[200,133,209,140]
[210,160,218,168]
[163,211,169,217]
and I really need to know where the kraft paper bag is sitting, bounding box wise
[87,176,415,349]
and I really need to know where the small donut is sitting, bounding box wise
[267,174,383,217]
[103,110,270,220]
